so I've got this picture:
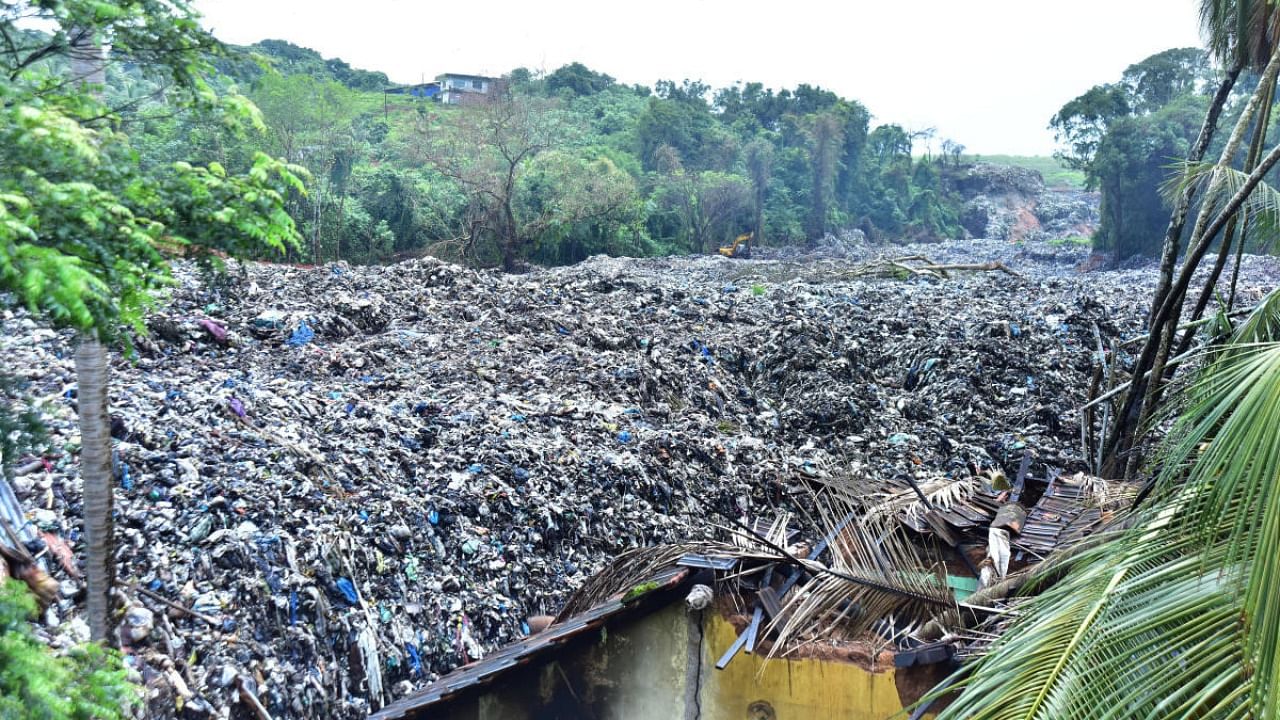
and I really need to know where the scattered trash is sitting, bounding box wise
[2,240,1278,719]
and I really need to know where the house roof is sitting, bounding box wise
[435,73,496,82]
[368,565,694,720]
[367,471,1136,719]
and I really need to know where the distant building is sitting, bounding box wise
[435,73,505,105]
[384,82,440,99]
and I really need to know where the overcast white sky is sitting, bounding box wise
[193,0,1204,156]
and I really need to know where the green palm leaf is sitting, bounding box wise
[935,295,1280,719]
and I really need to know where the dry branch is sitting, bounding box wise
[840,255,1024,281]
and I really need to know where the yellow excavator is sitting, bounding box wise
[718,231,754,259]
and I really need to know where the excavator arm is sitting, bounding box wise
[718,231,754,258]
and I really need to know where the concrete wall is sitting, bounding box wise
[430,604,938,720]
[432,603,690,720]
[698,613,933,720]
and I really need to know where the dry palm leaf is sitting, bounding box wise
[760,495,957,658]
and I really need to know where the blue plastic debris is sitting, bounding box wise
[467,463,485,474]
[513,467,531,482]
[427,509,439,525]
[510,413,526,422]
[289,590,299,626]
[119,463,132,490]
[335,578,359,605]
[618,430,634,444]
[288,319,315,347]
[405,643,423,676]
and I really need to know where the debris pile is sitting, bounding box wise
[2,241,1276,718]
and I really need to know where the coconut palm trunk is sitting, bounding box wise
[69,31,116,645]
[1103,44,1280,476]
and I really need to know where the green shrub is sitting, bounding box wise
[1048,235,1092,248]
[0,581,136,720]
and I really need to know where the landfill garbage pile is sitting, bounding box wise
[2,240,1277,719]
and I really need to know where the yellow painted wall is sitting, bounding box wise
[428,605,937,720]
[700,614,929,720]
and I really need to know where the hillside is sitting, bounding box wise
[963,154,1086,190]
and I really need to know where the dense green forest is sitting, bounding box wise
[1051,46,1280,260]
[114,41,986,269]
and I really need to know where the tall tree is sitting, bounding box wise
[0,1,304,645]
[744,138,773,245]
[66,31,114,646]
[1103,1,1280,473]
[806,111,842,244]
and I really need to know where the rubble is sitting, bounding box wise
[2,239,1278,718]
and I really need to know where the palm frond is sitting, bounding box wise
[764,494,955,659]
[1155,341,1280,714]
[1230,286,1280,344]
[1201,0,1279,68]
[935,335,1280,719]
[1210,164,1280,246]
[861,476,979,523]
[1160,159,1217,205]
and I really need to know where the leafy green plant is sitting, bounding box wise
[0,582,136,720]
[621,581,660,603]
[1046,235,1091,248]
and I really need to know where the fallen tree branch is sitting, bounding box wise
[134,584,221,626]
[236,676,275,720]
[840,256,1025,281]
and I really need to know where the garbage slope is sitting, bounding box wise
[3,249,1188,718]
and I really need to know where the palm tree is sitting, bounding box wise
[74,340,113,644]
[933,290,1280,719]
[1102,0,1280,475]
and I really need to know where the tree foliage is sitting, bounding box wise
[1051,48,1215,259]
[0,582,135,720]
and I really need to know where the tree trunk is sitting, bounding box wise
[501,178,520,271]
[69,30,117,646]
[1175,77,1274,360]
[1147,64,1242,323]
[1101,61,1257,474]
[76,336,115,644]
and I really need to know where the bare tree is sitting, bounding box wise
[415,95,558,271]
